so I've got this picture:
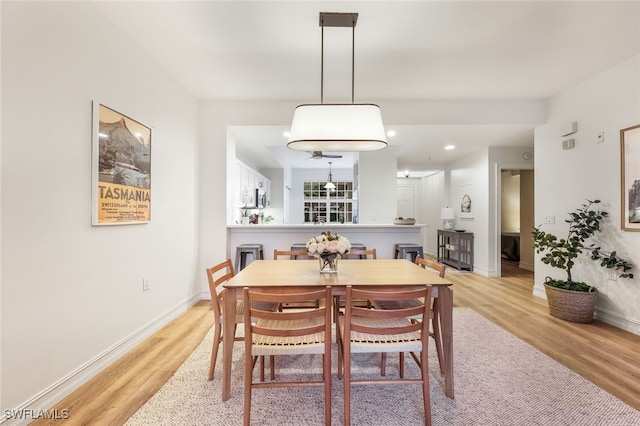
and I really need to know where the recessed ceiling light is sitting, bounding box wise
[387,130,396,137]
[444,145,455,150]
[283,131,290,138]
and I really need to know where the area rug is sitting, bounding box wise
[125,308,639,425]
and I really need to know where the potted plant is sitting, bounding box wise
[532,199,633,323]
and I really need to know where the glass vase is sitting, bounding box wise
[318,253,339,274]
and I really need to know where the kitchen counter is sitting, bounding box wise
[227,223,426,260]
[228,223,425,229]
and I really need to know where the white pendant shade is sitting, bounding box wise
[324,181,336,190]
[287,104,388,152]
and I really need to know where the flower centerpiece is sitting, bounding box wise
[306,231,351,274]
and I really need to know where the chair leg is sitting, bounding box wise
[324,349,332,424]
[431,303,445,374]
[337,326,343,380]
[399,352,405,378]
[421,348,432,426]
[344,341,351,425]
[270,355,275,380]
[380,353,386,376]
[244,352,254,426]
[209,322,222,381]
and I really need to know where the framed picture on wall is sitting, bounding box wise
[621,124,640,231]
[459,183,474,219]
[91,102,152,225]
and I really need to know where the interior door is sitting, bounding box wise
[397,184,417,219]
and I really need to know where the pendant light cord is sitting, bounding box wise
[321,24,324,104]
[351,21,355,104]
[320,15,356,105]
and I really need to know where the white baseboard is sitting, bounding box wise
[1,293,201,426]
[595,307,640,335]
[518,261,534,272]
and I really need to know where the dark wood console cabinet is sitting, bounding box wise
[437,230,474,271]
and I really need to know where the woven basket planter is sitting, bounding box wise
[543,283,598,323]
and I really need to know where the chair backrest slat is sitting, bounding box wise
[244,286,332,339]
[344,248,377,259]
[415,255,446,278]
[206,258,235,320]
[345,284,432,337]
[273,249,312,260]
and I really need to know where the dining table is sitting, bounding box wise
[221,258,454,401]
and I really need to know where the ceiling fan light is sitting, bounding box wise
[287,104,388,152]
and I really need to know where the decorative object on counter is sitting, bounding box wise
[533,199,634,323]
[287,12,387,153]
[441,207,456,230]
[306,231,351,274]
[241,187,253,207]
[240,209,250,225]
[394,217,416,225]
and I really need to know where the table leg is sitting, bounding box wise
[437,286,454,398]
[222,288,236,401]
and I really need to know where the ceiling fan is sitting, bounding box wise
[307,151,343,160]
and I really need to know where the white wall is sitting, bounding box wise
[449,149,490,274]
[417,172,447,256]
[2,2,199,414]
[358,147,399,224]
[534,55,640,333]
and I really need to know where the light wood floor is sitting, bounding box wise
[32,261,640,425]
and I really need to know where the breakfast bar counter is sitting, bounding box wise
[227,224,426,260]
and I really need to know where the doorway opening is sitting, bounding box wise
[499,168,534,277]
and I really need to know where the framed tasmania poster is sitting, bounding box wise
[91,102,151,225]
[621,124,640,231]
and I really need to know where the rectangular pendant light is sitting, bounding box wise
[287,104,388,152]
[287,12,388,153]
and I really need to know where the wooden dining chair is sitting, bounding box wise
[371,255,447,375]
[243,286,332,426]
[342,248,377,260]
[272,249,312,260]
[274,249,319,309]
[205,259,279,382]
[337,285,433,426]
[333,248,377,324]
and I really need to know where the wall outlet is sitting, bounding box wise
[597,132,604,144]
[142,277,150,291]
[543,215,555,224]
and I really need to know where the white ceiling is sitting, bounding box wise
[93,1,640,171]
